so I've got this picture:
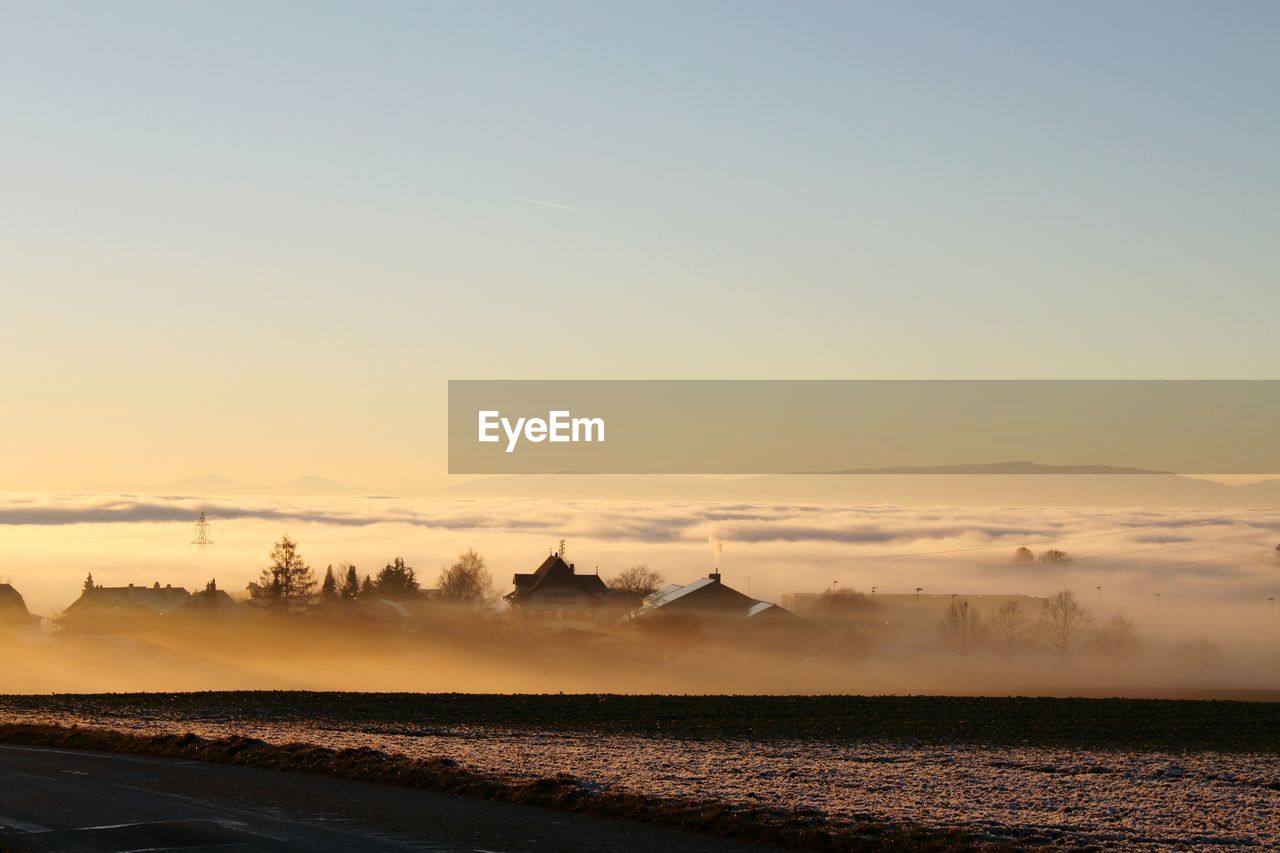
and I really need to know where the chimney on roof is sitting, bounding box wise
[708,572,721,583]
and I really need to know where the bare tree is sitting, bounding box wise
[437,549,494,605]
[1039,589,1091,666]
[1012,547,1035,565]
[1174,637,1222,676]
[987,598,1033,669]
[609,564,664,597]
[1038,549,1073,564]
[248,536,316,611]
[938,598,982,662]
[1089,614,1143,662]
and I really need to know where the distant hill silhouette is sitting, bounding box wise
[825,461,1172,475]
[441,472,1280,507]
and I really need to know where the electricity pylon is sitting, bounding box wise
[192,512,213,548]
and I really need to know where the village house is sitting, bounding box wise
[632,572,816,648]
[187,579,244,615]
[636,572,760,628]
[60,581,193,633]
[0,583,41,634]
[505,553,611,630]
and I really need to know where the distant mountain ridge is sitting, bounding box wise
[440,471,1280,507]
[826,461,1173,475]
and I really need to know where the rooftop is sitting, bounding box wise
[506,554,611,605]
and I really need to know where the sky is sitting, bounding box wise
[1,1,1277,490]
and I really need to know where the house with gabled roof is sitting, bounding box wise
[61,581,192,633]
[505,553,611,630]
[0,584,41,629]
[637,572,759,625]
[186,579,245,617]
[632,572,818,649]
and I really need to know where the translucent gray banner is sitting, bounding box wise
[448,380,1280,475]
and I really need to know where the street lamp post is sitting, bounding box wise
[915,587,923,621]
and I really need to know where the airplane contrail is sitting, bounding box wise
[504,194,573,210]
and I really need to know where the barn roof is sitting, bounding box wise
[640,575,758,614]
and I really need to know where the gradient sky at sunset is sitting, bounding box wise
[2,2,1277,489]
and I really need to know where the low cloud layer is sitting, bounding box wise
[3,493,1278,548]
[3,493,1277,584]
[3,493,1277,616]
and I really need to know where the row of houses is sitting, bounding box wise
[504,554,818,646]
[1,553,816,644]
[4,553,1040,649]
[504,556,1053,654]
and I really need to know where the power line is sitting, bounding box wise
[1146,549,1271,571]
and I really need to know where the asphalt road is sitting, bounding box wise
[0,744,773,852]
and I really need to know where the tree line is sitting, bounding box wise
[243,537,666,611]
[246,537,498,611]
[938,589,1225,674]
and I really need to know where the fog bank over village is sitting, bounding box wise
[2,491,1276,695]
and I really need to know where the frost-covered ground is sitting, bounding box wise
[3,707,1276,849]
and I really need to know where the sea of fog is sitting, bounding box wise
[0,492,1277,648]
